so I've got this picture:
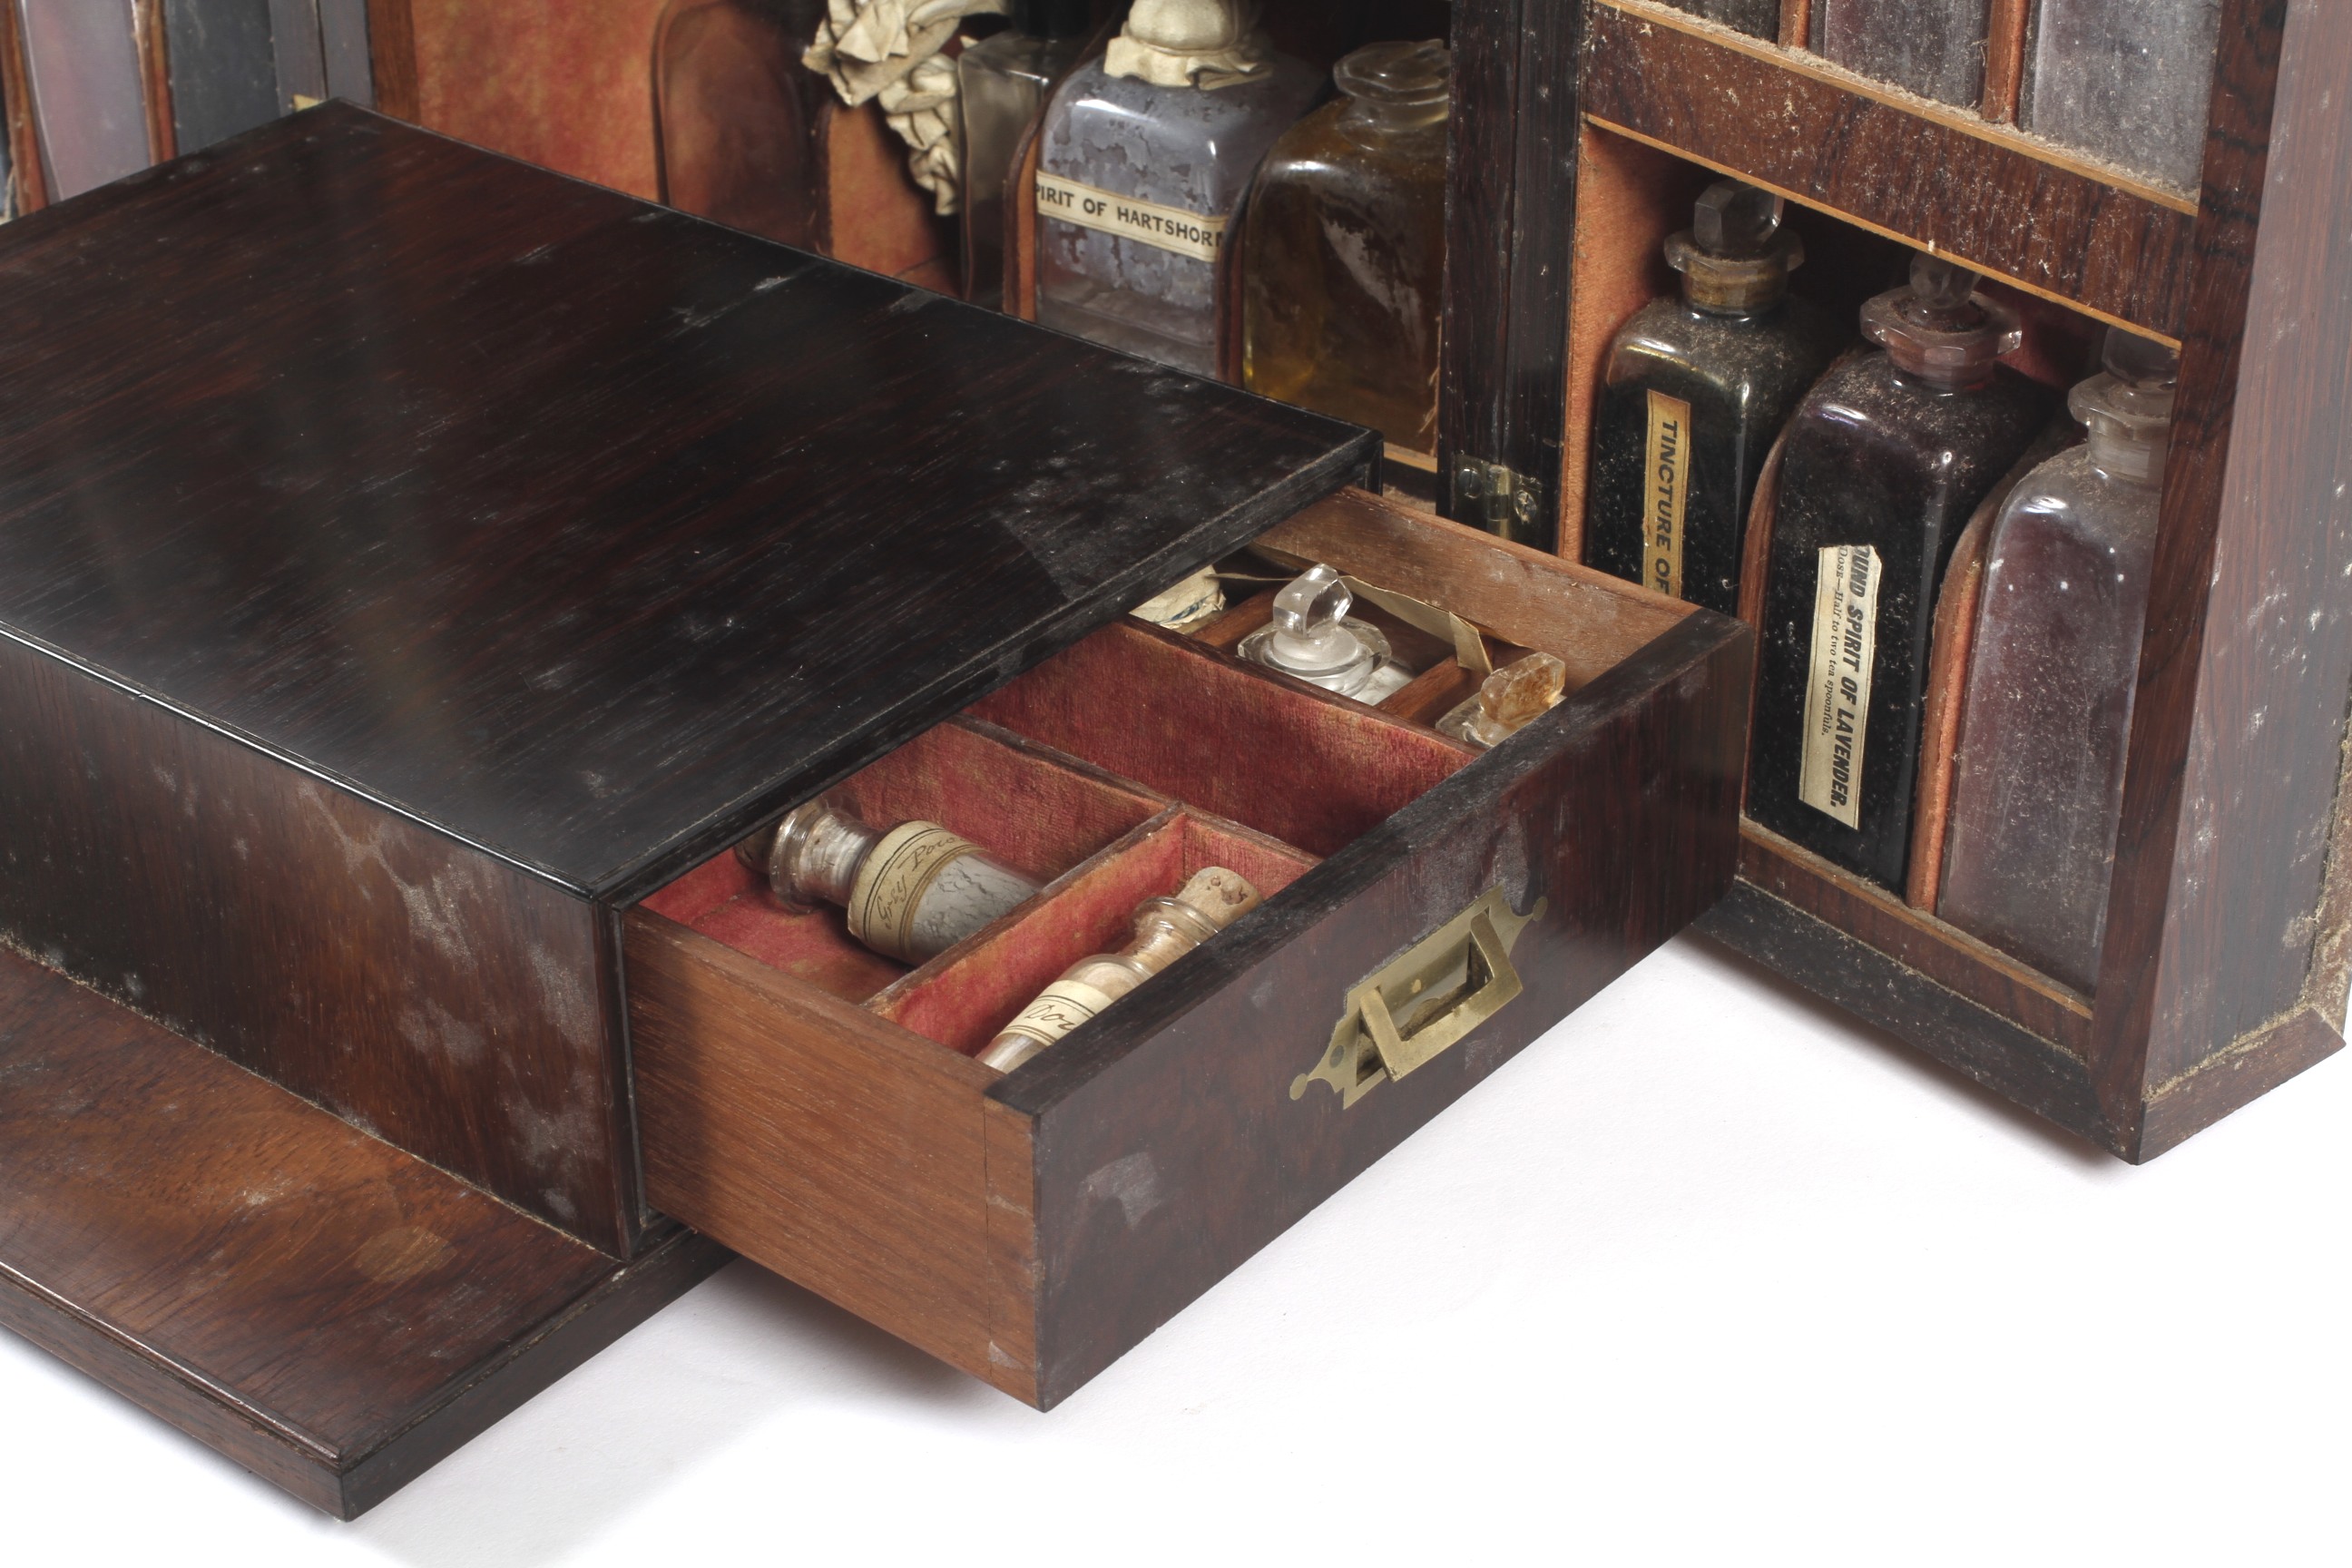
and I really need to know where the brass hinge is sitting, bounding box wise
[1452,456,1544,536]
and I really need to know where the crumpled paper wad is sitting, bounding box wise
[805,0,1009,215]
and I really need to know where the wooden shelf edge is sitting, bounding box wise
[1738,819,2094,1053]
[1583,1,2197,340]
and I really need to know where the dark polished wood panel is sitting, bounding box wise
[0,105,1374,906]
[996,609,1750,1405]
[1580,1,2199,338]
[0,641,640,1252]
[0,947,726,1518]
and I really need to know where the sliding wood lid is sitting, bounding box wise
[0,106,1374,902]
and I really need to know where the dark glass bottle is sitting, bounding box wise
[1584,181,1846,615]
[958,0,1092,309]
[1748,254,2060,892]
[1936,330,2177,992]
[1661,0,1780,39]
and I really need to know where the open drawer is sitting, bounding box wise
[626,487,1751,1406]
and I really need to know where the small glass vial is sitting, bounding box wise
[1583,181,1846,615]
[1748,253,2059,893]
[979,867,1263,1072]
[958,0,1092,309]
[1034,0,1321,376]
[737,799,1041,965]
[1661,0,1780,40]
[1816,0,1990,108]
[1241,40,1450,452]
[2021,0,2223,192]
[1936,329,2177,992]
[1239,564,1416,702]
[1440,653,1569,750]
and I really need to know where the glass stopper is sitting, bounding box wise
[1693,180,1782,260]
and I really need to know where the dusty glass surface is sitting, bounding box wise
[1035,49,1320,375]
[1938,332,2176,992]
[1584,182,1847,616]
[958,4,1089,309]
[2021,0,2223,192]
[1241,41,1449,451]
[1661,0,1780,39]
[1748,258,2059,893]
[1817,0,1991,107]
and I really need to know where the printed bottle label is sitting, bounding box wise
[997,978,1120,1052]
[1035,172,1226,263]
[1798,544,1882,830]
[1643,389,1693,599]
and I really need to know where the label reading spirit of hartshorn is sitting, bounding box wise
[1034,172,1226,262]
[1798,544,1883,830]
[1642,389,1693,599]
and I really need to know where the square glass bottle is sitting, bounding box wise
[1583,181,1847,615]
[2021,0,2224,192]
[1748,255,2060,892]
[1936,330,2178,992]
[1816,0,1990,108]
[1034,0,1321,377]
[1240,40,1450,452]
[958,0,1092,309]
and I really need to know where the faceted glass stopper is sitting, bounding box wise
[1693,179,1781,260]
[1439,652,1569,750]
[1860,250,2021,388]
[1906,252,1980,314]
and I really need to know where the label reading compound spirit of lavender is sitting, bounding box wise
[1036,172,1226,262]
[1799,544,1882,830]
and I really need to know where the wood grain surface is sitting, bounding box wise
[0,106,1373,907]
[0,946,724,1518]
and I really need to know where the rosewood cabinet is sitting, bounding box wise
[0,108,1748,1512]
[1436,0,2352,1161]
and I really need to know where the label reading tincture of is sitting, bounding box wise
[1642,390,1693,599]
[1035,172,1226,262]
[1798,544,1882,830]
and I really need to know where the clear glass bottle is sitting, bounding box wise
[2021,0,2223,193]
[1239,564,1416,702]
[1936,330,2176,993]
[737,799,1040,964]
[1662,0,1780,40]
[1748,253,2060,893]
[1583,181,1846,615]
[1034,0,1321,377]
[1440,653,1569,750]
[958,0,1092,309]
[979,867,1262,1071]
[1816,0,1990,108]
[1240,40,1449,452]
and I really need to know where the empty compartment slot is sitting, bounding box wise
[968,619,1475,858]
[875,808,1318,1056]
[639,719,1167,1002]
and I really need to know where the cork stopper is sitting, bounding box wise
[1171,866,1264,928]
[1104,0,1273,89]
[1664,181,1805,316]
[1859,252,2022,390]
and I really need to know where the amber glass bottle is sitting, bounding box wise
[1936,330,2178,992]
[1240,40,1450,451]
[1583,181,1845,615]
[1748,254,2059,892]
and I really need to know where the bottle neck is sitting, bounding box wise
[1338,96,1448,138]
[2088,426,2169,487]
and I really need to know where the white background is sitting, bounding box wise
[4,932,2345,1566]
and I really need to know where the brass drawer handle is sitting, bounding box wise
[1292,887,1545,1110]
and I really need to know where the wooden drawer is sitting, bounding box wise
[627,489,1750,1406]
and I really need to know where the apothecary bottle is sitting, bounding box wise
[978,867,1261,1072]
[1748,253,2059,892]
[2021,0,2223,192]
[958,0,1092,309]
[1034,0,1320,377]
[1239,564,1416,702]
[1241,40,1449,452]
[1816,0,1990,107]
[738,799,1039,964]
[1583,181,1845,615]
[1936,330,2177,992]
[1661,0,1779,40]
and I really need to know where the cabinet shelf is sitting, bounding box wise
[1583,0,2197,340]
